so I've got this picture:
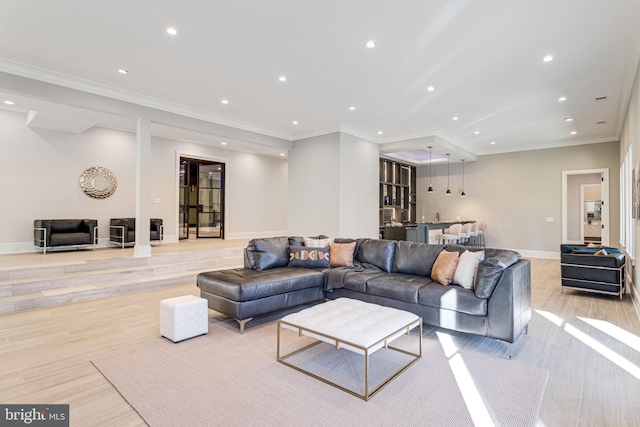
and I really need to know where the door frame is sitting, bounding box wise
[561,168,609,246]
[175,151,228,240]
[580,183,602,243]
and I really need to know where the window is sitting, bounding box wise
[620,145,633,259]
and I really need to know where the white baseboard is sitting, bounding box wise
[513,248,560,260]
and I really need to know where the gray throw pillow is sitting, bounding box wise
[474,250,521,298]
[250,236,290,270]
[355,239,396,273]
[287,246,330,268]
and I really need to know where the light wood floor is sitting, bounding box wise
[1,255,639,426]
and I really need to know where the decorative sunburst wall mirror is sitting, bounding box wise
[79,166,117,199]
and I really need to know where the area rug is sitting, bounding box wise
[93,316,548,427]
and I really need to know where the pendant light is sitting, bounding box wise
[427,146,434,193]
[460,159,466,197]
[445,153,451,195]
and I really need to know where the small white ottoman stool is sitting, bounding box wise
[160,295,208,342]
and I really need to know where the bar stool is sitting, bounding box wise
[460,223,473,245]
[477,222,487,247]
[436,223,462,244]
[468,222,479,246]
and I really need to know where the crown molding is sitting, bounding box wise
[292,123,380,143]
[474,135,620,156]
[0,59,294,141]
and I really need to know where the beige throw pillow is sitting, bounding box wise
[431,250,460,286]
[329,242,356,267]
[304,237,334,247]
[453,250,485,290]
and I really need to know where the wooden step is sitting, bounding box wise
[0,247,244,315]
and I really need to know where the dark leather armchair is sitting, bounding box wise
[34,219,98,254]
[560,244,626,299]
[109,218,163,248]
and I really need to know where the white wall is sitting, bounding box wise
[416,141,620,257]
[287,132,379,239]
[287,133,341,237]
[339,133,379,239]
[0,110,288,253]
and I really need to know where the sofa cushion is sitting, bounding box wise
[431,250,460,285]
[287,246,330,268]
[355,239,396,273]
[366,273,433,304]
[560,244,620,254]
[49,232,92,246]
[248,236,290,270]
[50,220,83,233]
[474,250,521,299]
[453,250,485,290]
[329,242,356,267]
[418,283,487,316]
[341,267,385,293]
[197,267,324,302]
[392,241,443,276]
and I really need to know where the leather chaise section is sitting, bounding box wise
[197,267,324,302]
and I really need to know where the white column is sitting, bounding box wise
[134,118,152,257]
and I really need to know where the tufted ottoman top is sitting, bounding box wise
[280,298,421,355]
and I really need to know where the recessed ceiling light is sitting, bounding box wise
[349,106,355,111]
[278,76,287,82]
[221,142,227,145]
[4,100,14,105]
[474,131,480,135]
[565,117,573,122]
[558,97,566,101]
[571,131,577,135]
[427,86,435,92]
[117,69,128,74]
[366,41,376,48]
[166,27,177,35]
[543,55,554,62]
[452,116,459,121]
[490,141,496,145]
[280,153,285,156]
[221,99,229,104]
[377,130,383,135]
[292,121,298,125]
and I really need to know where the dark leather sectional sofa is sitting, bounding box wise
[197,236,531,358]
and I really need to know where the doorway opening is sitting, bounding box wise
[179,157,225,239]
[561,168,609,246]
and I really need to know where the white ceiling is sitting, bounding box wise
[1,0,639,163]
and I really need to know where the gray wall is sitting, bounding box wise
[416,141,620,257]
[0,110,288,253]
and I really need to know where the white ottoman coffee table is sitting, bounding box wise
[277,298,422,401]
[160,295,208,342]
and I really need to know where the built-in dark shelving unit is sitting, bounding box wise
[379,158,416,227]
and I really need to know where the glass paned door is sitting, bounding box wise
[197,163,224,238]
[178,160,190,239]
